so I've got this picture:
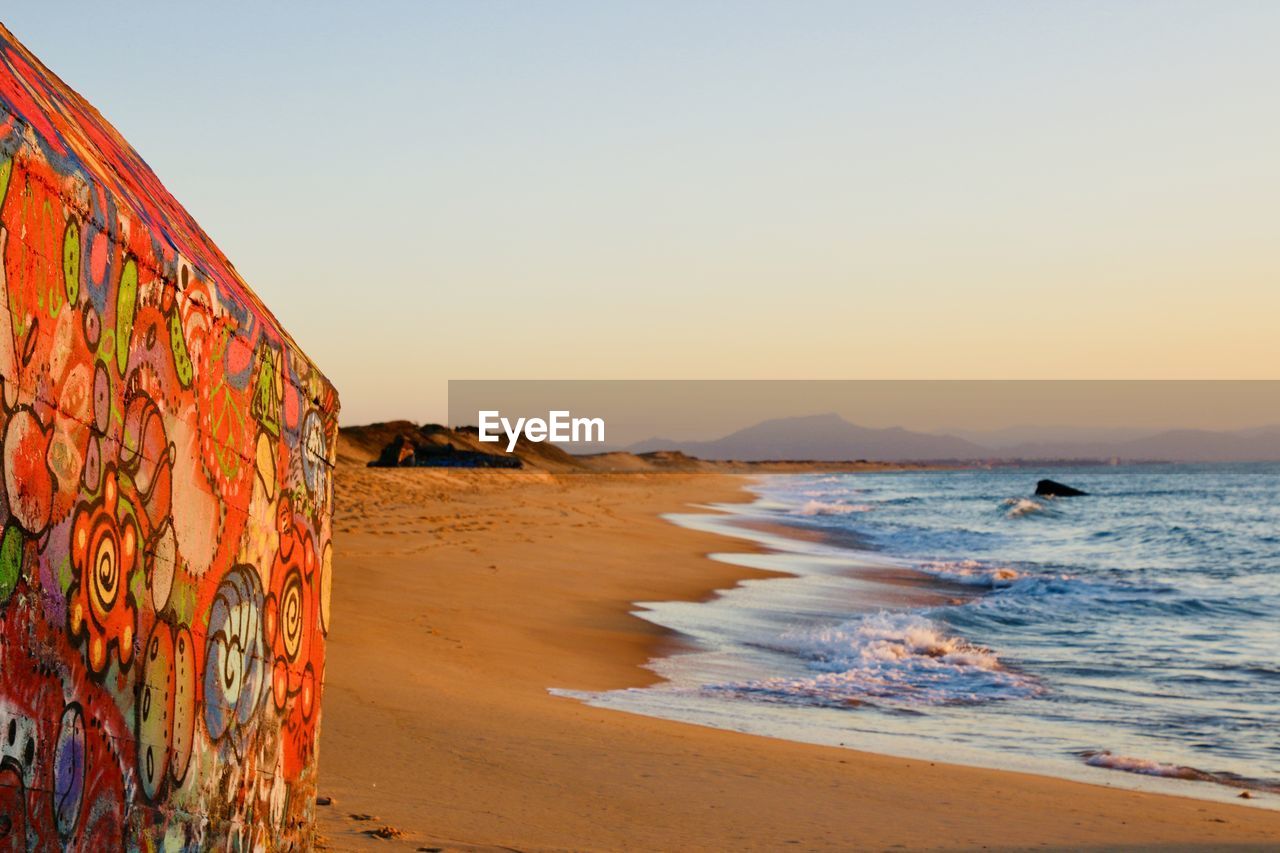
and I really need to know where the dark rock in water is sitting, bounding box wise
[1035,479,1088,497]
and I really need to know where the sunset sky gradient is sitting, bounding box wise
[7,2,1278,424]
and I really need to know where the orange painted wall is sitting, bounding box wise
[0,23,338,850]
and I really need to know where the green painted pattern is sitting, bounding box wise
[115,257,138,373]
[0,524,22,604]
[62,219,80,304]
[169,308,193,387]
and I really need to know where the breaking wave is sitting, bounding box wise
[1082,751,1280,794]
[1003,497,1049,518]
[797,500,874,516]
[711,612,1040,706]
[916,559,1026,587]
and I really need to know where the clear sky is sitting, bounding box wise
[5,2,1278,424]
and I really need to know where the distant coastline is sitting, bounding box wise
[339,419,1275,474]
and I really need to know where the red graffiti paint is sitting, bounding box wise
[0,22,338,850]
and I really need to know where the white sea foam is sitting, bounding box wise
[917,559,1025,587]
[715,612,1040,705]
[797,500,874,516]
[1003,497,1047,518]
[1081,751,1280,793]
[1084,752,1199,779]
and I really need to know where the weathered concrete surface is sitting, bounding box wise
[0,23,338,850]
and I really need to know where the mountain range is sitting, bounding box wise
[623,413,1280,462]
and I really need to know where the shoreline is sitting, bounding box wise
[635,486,1277,806]
[316,467,1280,851]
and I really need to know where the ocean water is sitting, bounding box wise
[555,464,1280,804]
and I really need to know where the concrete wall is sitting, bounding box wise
[0,25,339,850]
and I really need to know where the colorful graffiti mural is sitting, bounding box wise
[0,22,338,850]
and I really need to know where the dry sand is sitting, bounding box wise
[315,467,1279,851]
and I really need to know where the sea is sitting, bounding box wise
[554,463,1279,805]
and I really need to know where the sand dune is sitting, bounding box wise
[315,466,1279,851]
[339,421,938,475]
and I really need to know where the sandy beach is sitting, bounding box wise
[315,466,1280,851]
